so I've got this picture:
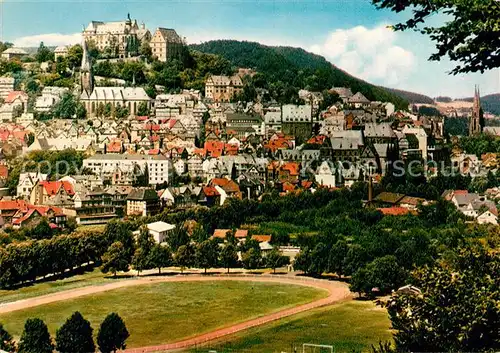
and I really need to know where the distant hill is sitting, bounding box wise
[382,87,435,104]
[190,40,409,110]
[460,93,500,115]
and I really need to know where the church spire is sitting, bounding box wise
[80,35,94,97]
[469,85,482,135]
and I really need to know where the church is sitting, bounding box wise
[79,38,152,118]
[469,85,483,136]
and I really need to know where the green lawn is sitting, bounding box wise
[0,268,122,304]
[0,281,327,348]
[191,301,393,353]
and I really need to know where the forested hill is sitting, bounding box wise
[382,87,435,104]
[461,93,500,115]
[190,40,409,110]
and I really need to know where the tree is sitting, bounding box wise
[132,226,155,275]
[265,247,290,273]
[52,92,78,119]
[101,242,130,277]
[175,244,195,273]
[137,101,150,117]
[0,323,15,352]
[166,224,189,252]
[35,42,54,63]
[350,256,407,297]
[18,318,53,353]
[372,0,500,74]
[327,240,348,277]
[139,40,152,61]
[56,312,95,353]
[195,239,220,273]
[104,220,135,260]
[75,103,87,119]
[241,247,262,270]
[67,44,83,69]
[97,313,129,353]
[148,244,172,274]
[381,246,500,352]
[114,105,129,119]
[219,243,238,273]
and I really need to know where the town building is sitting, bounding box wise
[205,75,243,103]
[0,77,15,100]
[150,27,184,62]
[83,154,173,185]
[144,221,176,243]
[54,46,69,60]
[126,188,161,216]
[1,48,28,61]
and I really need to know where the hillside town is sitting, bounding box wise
[0,14,498,232]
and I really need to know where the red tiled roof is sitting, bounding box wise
[5,91,28,104]
[280,162,300,176]
[251,235,272,243]
[203,186,220,197]
[0,200,29,211]
[282,181,296,192]
[0,165,8,179]
[213,229,231,238]
[106,141,122,153]
[378,207,412,216]
[148,148,160,155]
[39,181,75,196]
[235,229,248,239]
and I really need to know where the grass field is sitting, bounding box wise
[191,301,392,353]
[0,268,119,304]
[0,281,327,348]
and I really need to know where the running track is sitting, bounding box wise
[0,274,351,352]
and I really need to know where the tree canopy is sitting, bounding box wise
[372,0,500,74]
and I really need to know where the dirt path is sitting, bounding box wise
[0,275,351,352]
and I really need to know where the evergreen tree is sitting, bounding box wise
[0,323,15,352]
[97,313,129,353]
[18,318,53,353]
[56,312,95,353]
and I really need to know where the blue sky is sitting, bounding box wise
[1,0,499,98]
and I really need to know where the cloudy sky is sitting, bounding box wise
[1,0,498,98]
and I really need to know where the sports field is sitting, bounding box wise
[0,280,327,348]
[191,300,392,353]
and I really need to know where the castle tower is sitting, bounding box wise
[469,85,482,135]
[80,37,94,97]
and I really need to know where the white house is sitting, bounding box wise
[146,221,176,243]
[315,161,336,187]
[477,210,498,225]
[17,172,48,199]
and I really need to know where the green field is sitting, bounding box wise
[0,281,327,348]
[191,301,392,353]
[0,269,119,304]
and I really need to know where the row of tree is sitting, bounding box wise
[0,230,106,288]
[100,223,290,276]
[0,311,129,353]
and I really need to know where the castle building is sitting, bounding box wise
[82,14,151,58]
[469,85,483,136]
[150,27,184,62]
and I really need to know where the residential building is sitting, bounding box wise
[126,188,161,216]
[83,154,173,185]
[17,172,48,200]
[315,161,336,187]
[1,48,28,61]
[30,180,75,207]
[0,91,28,121]
[0,77,15,100]
[35,87,69,112]
[144,221,176,243]
[205,75,243,103]
[54,46,69,60]
[150,27,184,62]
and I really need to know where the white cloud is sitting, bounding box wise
[310,25,415,86]
[13,33,81,47]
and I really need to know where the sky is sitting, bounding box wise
[0,0,499,98]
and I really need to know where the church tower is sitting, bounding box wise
[469,85,483,135]
[80,37,94,98]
